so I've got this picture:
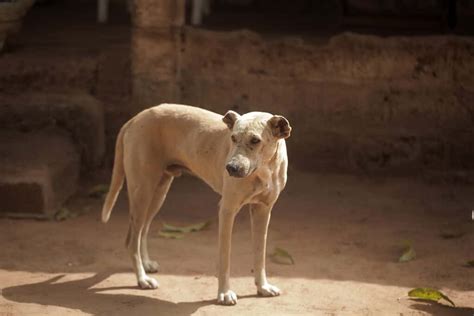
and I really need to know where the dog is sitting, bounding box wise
[101,104,291,305]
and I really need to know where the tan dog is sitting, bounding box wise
[101,104,291,305]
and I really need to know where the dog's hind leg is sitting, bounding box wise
[141,174,174,273]
[126,171,162,289]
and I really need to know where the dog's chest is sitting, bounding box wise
[247,172,280,205]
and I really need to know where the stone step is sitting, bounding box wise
[0,50,97,93]
[0,130,80,216]
[0,92,105,169]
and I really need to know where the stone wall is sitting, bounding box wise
[130,0,184,109]
[178,30,474,175]
[130,2,474,176]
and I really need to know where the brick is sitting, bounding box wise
[0,131,80,215]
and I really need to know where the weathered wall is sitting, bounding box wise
[130,0,184,108]
[178,30,474,175]
[130,2,474,176]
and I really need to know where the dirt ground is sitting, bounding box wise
[0,170,473,315]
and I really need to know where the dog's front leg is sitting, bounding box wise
[216,201,240,305]
[250,203,281,297]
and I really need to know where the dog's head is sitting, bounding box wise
[222,110,291,178]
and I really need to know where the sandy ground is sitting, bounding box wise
[0,171,473,315]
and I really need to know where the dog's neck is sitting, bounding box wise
[267,139,283,165]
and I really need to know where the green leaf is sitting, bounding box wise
[269,247,295,265]
[88,184,109,198]
[399,244,416,262]
[162,220,211,233]
[158,231,184,239]
[398,240,415,262]
[54,208,78,221]
[408,288,455,307]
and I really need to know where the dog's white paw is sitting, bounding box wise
[138,275,159,289]
[143,260,160,273]
[217,290,238,305]
[257,283,281,297]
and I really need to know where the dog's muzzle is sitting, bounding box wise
[226,162,246,178]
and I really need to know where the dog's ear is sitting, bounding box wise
[268,115,292,139]
[222,110,240,129]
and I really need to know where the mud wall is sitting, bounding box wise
[130,2,474,175]
[179,31,474,175]
[130,0,184,108]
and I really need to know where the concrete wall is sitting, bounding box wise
[130,2,474,176]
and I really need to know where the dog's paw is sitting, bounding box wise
[138,275,159,289]
[217,290,238,305]
[257,283,281,297]
[143,260,160,273]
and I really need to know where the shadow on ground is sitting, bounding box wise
[2,273,254,316]
[408,302,473,316]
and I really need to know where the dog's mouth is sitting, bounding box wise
[247,166,257,176]
[228,172,246,178]
[225,164,256,178]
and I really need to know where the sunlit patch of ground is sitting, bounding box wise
[1,172,473,315]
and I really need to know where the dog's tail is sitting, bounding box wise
[101,121,129,223]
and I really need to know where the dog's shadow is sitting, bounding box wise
[1,273,237,316]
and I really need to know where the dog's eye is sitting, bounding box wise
[250,137,261,145]
[231,135,237,143]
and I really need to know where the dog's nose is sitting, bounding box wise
[225,163,242,178]
[226,163,240,176]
